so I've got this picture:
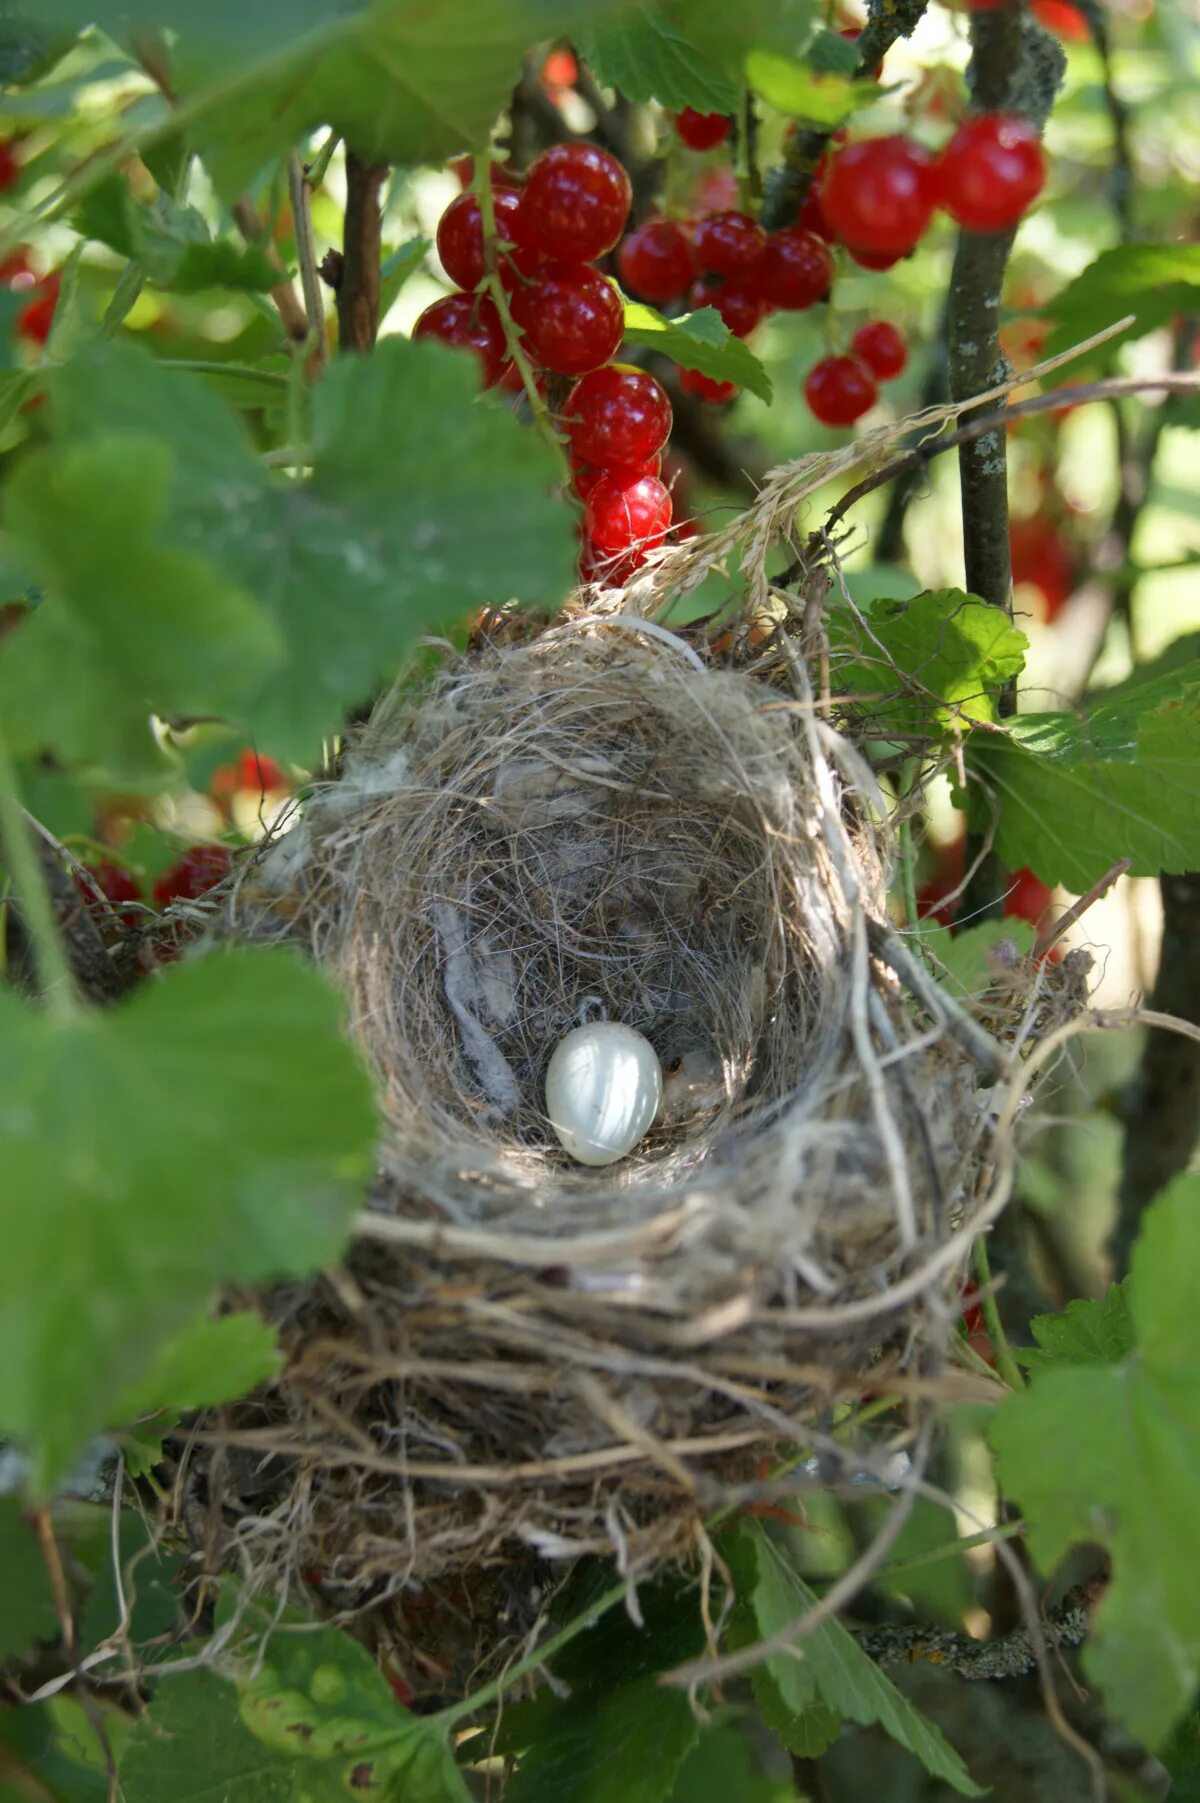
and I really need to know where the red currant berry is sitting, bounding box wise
[843,241,904,271]
[563,364,673,466]
[0,140,19,193]
[152,844,232,907]
[804,355,877,427]
[937,113,1046,233]
[450,155,522,190]
[617,219,694,304]
[679,367,737,403]
[541,48,578,88]
[851,319,907,379]
[436,187,532,291]
[585,472,672,556]
[17,271,59,348]
[821,136,937,257]
[1031,0,1089,39]
[792,155,835,240]
[756,228,834,311]
[412,293,507,387]
[509,262,623,375]
[1004,867,1053,929]
[673,108,733,151]
[574,455,662,500]
[691,210,766,278]
[77,859,142,931]
[688,274,764,339]
[522,143,631,262]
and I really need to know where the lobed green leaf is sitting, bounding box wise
[622,301,773,403]
[0,949,375,1491]
[992,1174,1200,1745]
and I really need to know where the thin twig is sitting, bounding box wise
[866,919,1008,1081]
[1033,859,1130,960]
[231,194,308,344]
[823,370,1200,536]
[287,153,325,374]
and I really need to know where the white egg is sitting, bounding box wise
[544,1023,663,1167]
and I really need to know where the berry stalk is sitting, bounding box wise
[474,155,569,474]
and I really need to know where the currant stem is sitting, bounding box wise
[971,1236,1025,1393]
[0,723,80,1019]
[474,157,570,476]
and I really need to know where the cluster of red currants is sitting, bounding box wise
[416,141,679,572]
[795,114,1045,424]
[76,751,290,950]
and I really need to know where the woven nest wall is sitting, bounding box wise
[192,417,1091,1680]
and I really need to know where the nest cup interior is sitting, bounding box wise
[284,616,882,1250]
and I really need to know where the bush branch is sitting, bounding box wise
[331,152,386,353]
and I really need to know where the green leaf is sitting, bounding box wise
[121,1627,471,1801]
[1043,244,1200,368]
[965,674,1200,888]
[0,1495,59,1659]
[112,1310,281,1427]
[725,1520,983,1794]
[575,6,740,111]
[992,1173,1200,1746]
[0,949,375,1492]
[45,340,576,765]
[744,48,878,125]
[379,235,431,317]
[189,0,594,198]
[1018,1281,1134,1379]
[0,433,282,779]
[917,918,1036,1001]
[834,587,1028,739]
[667,1724,795,1803]
[505,1677,700,1803]
[806,27,862,75]
[622,301,773,403]
[77,175,278,293]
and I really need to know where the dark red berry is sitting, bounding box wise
[674,108,733,151]
[1004,866,1053,928]
[152,844,232,907]
[412,293,507,387]
[679,367,737,403]
[821,136,937,257]
[843,241,904,271]
[77,860,142,931]
[563,364,673,466]
[0,140,19,193]
[794,158,835,240]
[804,355,877,427]
[617,219,694,304]
[691,210,766,278]
[16,270,59,348]
[688,274,764,339]
[574,455,661,500]
[937,113,1046,233]
[851,319,907,378]
[522,142,631,262]
[508,262,624,375]
[585,472,672,556]
[450,155,522,190]
[436,187,533,292]
[756,228,834,310]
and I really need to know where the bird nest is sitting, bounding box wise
[185,417,1091,1689]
